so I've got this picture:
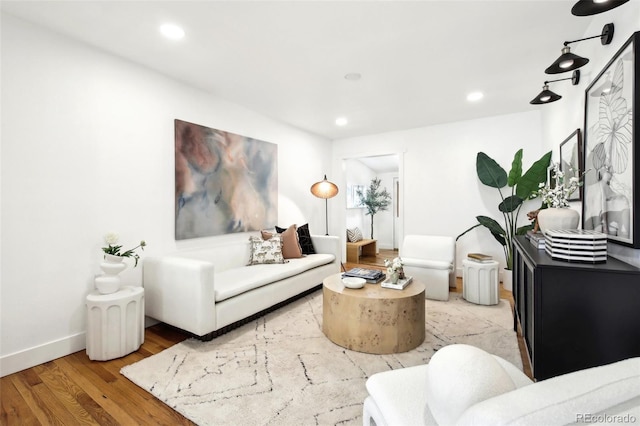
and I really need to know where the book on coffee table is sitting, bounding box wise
[343,268,385,283]
[381,276,413,290]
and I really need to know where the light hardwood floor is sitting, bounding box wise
[2,261,530,425]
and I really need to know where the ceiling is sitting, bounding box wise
[1,1,594,140]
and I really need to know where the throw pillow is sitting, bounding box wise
[276,223,316,255]
[296,223,316,255]
[247,235,285,265]
[424,344,517,425]
[280,224,303,259]
[347,227,363,242]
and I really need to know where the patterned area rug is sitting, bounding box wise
[121,291,521,426]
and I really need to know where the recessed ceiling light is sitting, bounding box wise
[160,23,185,40]
[335,117,348,126]
[467,91,484,102]
[344,73,362,81]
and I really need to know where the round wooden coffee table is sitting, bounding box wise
[322,273,425,354]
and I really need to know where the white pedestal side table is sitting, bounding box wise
[462,259,499,305]
[86,285,144,361]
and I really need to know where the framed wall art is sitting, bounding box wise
[559,129,583,201]
[582,31,639,248]
[174,119,278,240]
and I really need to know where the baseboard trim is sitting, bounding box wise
[1,332,86,377]
[1,317,160,378]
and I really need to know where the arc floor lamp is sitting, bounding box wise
[310,175,339,235]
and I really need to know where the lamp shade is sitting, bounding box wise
[310,175,339,199]
[545,46,589,74]
[530,85,562,105]
[571,0,629,16]
[530,70,580,105]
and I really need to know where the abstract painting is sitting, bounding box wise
[175,119,277,240]
[582,31,639,248]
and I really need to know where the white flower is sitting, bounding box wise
[533,163,587,208]
[104,232,119,245]
[385,257,404,275]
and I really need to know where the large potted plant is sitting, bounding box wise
[457,150,551,282]
[356,177,392,239]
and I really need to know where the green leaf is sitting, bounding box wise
[516,151,552,199]
[455,223,481,241]
[490,230,507,247]
[476,152,507,188]
[507,149,523,187]
[516,224,534,235]
[498,195,523,213]
[476,215,506,240]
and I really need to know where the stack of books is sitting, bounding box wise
[381,276,413,290]
[526,230,545,250]
[343,268,385,283]
[544,229,607,263]
[467,253,493,263]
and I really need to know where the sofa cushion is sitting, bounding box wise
[281,224,303,259]
[262,225,302,259]
[297,224,316,254]
[247,235,285,265]
[425,344,517,425]
[215,253,335,301]
[277,223,316,255]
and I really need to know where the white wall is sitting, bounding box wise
[0,14,332,376]
[333,111,544,275]
[375,172,397,250]
[540,3,640,267]
[344,158,373,235]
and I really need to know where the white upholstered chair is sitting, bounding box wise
[400,235,455,301]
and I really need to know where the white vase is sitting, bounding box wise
[537,208,580,235]
[390,272,399,284]
[502,269,513,291]
[95,255,127,294]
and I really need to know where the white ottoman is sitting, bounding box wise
[86,286,144,361]
[462,259,499,305]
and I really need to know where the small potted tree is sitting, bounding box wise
[356,177,392,239]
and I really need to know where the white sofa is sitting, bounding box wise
[363,344,640,426]
[143,234,340,339]
[400,235,456,301]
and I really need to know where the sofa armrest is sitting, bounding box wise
[403,257,453,270]
[311,235,340,260]
[143,256,217,337]
[457,357,640,425]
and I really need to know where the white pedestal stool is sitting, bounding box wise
[86,286,144,361]
[462,259,499,305]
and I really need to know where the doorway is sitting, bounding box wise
[343,153,402,266]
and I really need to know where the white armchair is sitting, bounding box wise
[400,235,455,301]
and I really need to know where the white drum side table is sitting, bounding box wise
[86,285,144,361]
[462,259,499,305]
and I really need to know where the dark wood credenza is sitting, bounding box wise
[512,235,640,381]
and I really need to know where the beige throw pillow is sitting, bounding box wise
[280,224,303,259]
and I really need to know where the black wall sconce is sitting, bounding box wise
[572,0,629,16]
[545,23,614,74]
[530,70,581,105]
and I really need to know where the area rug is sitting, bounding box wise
[121,291,521,426]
